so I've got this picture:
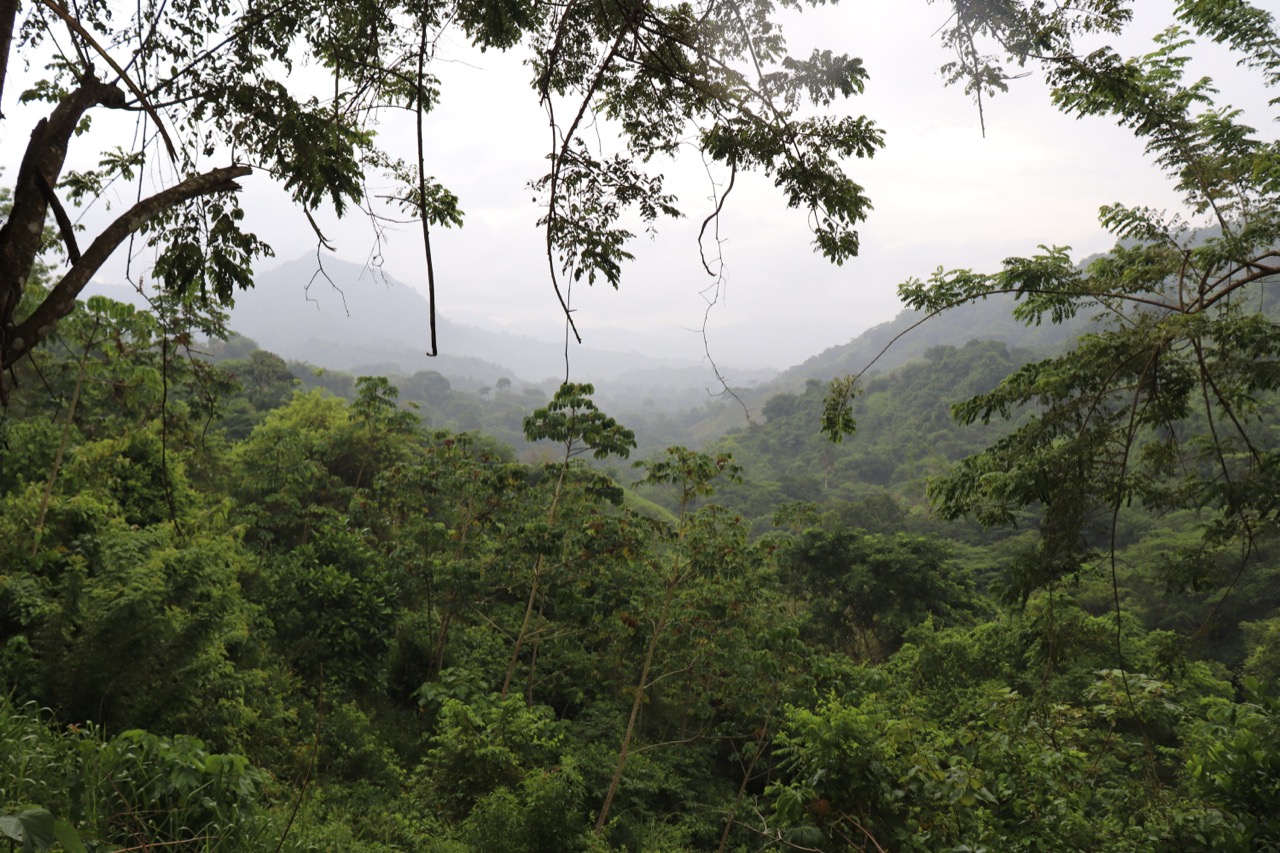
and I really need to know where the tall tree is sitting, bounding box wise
[595,445,741,834]
[503,382,635,698]
[825,2,1280,638]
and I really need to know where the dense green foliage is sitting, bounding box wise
[3,278,1280,850]
[714,344,1025,528]
[822,3,1280,650]
[6,1,1280,851]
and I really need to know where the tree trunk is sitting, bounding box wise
[595,577,676,834]
[716,717,771,853]
[0,0,19,118]
[501,457,569,698]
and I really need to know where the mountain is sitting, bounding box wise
[225,255,722,388]
[775,293,1095,387]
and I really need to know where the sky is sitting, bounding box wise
[3,2,1271,372]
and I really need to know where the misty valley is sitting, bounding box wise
[4,0,1280,850]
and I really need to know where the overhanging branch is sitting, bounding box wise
[0,77,129,335]
[5,164,253,367]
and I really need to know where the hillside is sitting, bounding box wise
[707,339,1030,529]
[777,292,1094,386]
[8,277,1279,853]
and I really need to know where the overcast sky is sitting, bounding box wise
[4,2,1271,372]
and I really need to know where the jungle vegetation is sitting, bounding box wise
[4,0,1280,851]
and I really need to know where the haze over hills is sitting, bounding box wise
[744,244,1158,396]
[225,255,777,392]
[780,232,1280,392]
[82,250,1126,432]
[231,256,1100,404]
[777,294,1095,386]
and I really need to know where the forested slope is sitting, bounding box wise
[3,291,1279,852]
[778,293,1093,386]
[6,0,1280,849]
[711,340,1028,521]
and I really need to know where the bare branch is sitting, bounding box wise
[38,0,179,161]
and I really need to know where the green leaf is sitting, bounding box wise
[52,820,87,853]
[523,383,636,460]
[0,808,56,853]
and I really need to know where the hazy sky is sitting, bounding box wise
[4,3,1270,371]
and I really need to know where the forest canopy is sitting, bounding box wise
[5,2,1280,852]
[0,0,887,390]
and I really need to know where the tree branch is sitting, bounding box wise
[0,0,17,118]
[0,77,127,331]
[34,169,81,263]
[39,0,178,161]
[5,164,253,368]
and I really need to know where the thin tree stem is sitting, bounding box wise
[32,317,99,556]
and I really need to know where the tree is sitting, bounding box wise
[780,528,972,660]
[0,0,885,396]
[223,349,298,413]
[595,445,741,834]
[824,3,1280,640]
[502,382,635,698]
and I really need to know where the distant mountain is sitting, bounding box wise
[775,292,1096,387]
[84,253,1106,435]
[766,246,1156,389]
[660,281,1105,433]
[223,256,682,384]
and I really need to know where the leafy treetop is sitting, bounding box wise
[522,382,636,460]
